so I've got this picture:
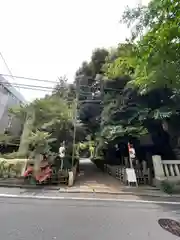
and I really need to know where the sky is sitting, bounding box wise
[0,0,149,102]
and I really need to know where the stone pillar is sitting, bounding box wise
[152,155,165,185]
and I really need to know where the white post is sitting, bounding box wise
[152,155,165,182]
[20,159,28,176]
[68,171,74,187]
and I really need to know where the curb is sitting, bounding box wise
[0,183,180,198]
[58,189,176,198]
[0,183,60,190]
[1,194,180,204]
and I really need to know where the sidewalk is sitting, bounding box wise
[74,158,124,193]
[0,159,180,198]
[66,159,177,198]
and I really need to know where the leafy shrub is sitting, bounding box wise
[0,160,6,177]
[3,151,28,159]
[161,180,176,194]
[13,162,23,177]
[0,159,26,178]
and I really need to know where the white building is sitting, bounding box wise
[0,74,26,136]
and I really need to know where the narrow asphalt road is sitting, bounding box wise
[1,197,180,239]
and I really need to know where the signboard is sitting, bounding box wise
[125,168,138,186]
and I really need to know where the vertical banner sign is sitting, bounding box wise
[125,143,138,186]
[128,143,136,168]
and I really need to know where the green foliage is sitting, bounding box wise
[160,180,180,194]
[7,0,180,164]
[101,124,148,141]
[74,1,180,158]
[52,76,76,100]
[78,142,88,150]
[0,133,20,147]
[0,159,25,178]
[76,48,109,79]
[76,49,109,137]
[2,152,27,159]
[32,96,73,129]
[9,105,27,121]
[0,134,14,145]
[28,130,55,154]
[93,0,180,153]
[121,0,180,92]
[102,43,136,79]
[8,77,86,157]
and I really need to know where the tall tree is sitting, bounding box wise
[121,0,180,92]
[76,48,109,137]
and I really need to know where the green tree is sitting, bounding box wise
[8,77,86,158]
[121,0,180,92]
[76,49,109,138]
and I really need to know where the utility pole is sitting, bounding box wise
[95,74,104,130]
[93,74,104,158]
[71,74,81,168]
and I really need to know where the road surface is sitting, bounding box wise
[1,196,180,239]
[75,158,124,193]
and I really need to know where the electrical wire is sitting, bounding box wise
[0,81,103,103]
[0,53,15,81]
[0,83,120,108]
[0,73,96,90]
[1,81,122,99]
[0,73,58,84]
[0,52,20,92]
[0,73,123,92]
[1,81,55,91]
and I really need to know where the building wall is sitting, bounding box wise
[0,76,26,136]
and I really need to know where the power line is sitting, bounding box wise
[0,81,104,103]
[0,73,58,84]
[0,53,15,80]
[0,73,95,90]
[2,84,52,92]
[1,81,55,91]
[0,80,76,93]
[0,81,89,95]
[0,77,122,93]
[0,53,20,91]
[0,73,123,92]
[0,82,122,108]
[1,83,123,107]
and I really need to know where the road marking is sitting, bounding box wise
[0,193,179,205]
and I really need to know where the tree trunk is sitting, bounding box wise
[18,109,35,156]
[34,153,43,176]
